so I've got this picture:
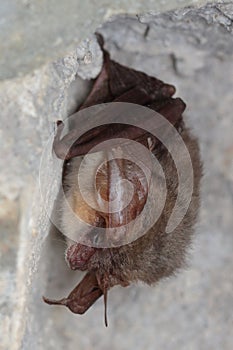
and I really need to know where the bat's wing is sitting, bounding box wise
[79,33,175,108]
[53,33,185,160]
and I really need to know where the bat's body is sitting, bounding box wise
[43,34,202,325]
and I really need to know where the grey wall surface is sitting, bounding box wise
[0,0,214,80]
[0,1,233,350]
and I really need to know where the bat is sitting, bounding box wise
[43,33,202,327]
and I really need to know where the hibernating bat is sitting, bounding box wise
[43,33,202,326]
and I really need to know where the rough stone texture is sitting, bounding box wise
[0,2,233,350]
[0,31,103,350]
[0,0,215,81]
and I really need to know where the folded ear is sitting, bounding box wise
[43,272,103,314]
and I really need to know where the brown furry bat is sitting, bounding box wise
[43,34,202,326]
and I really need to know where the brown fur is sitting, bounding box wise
[79,127,202,288]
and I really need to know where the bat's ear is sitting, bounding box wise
[43,272,103,314]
